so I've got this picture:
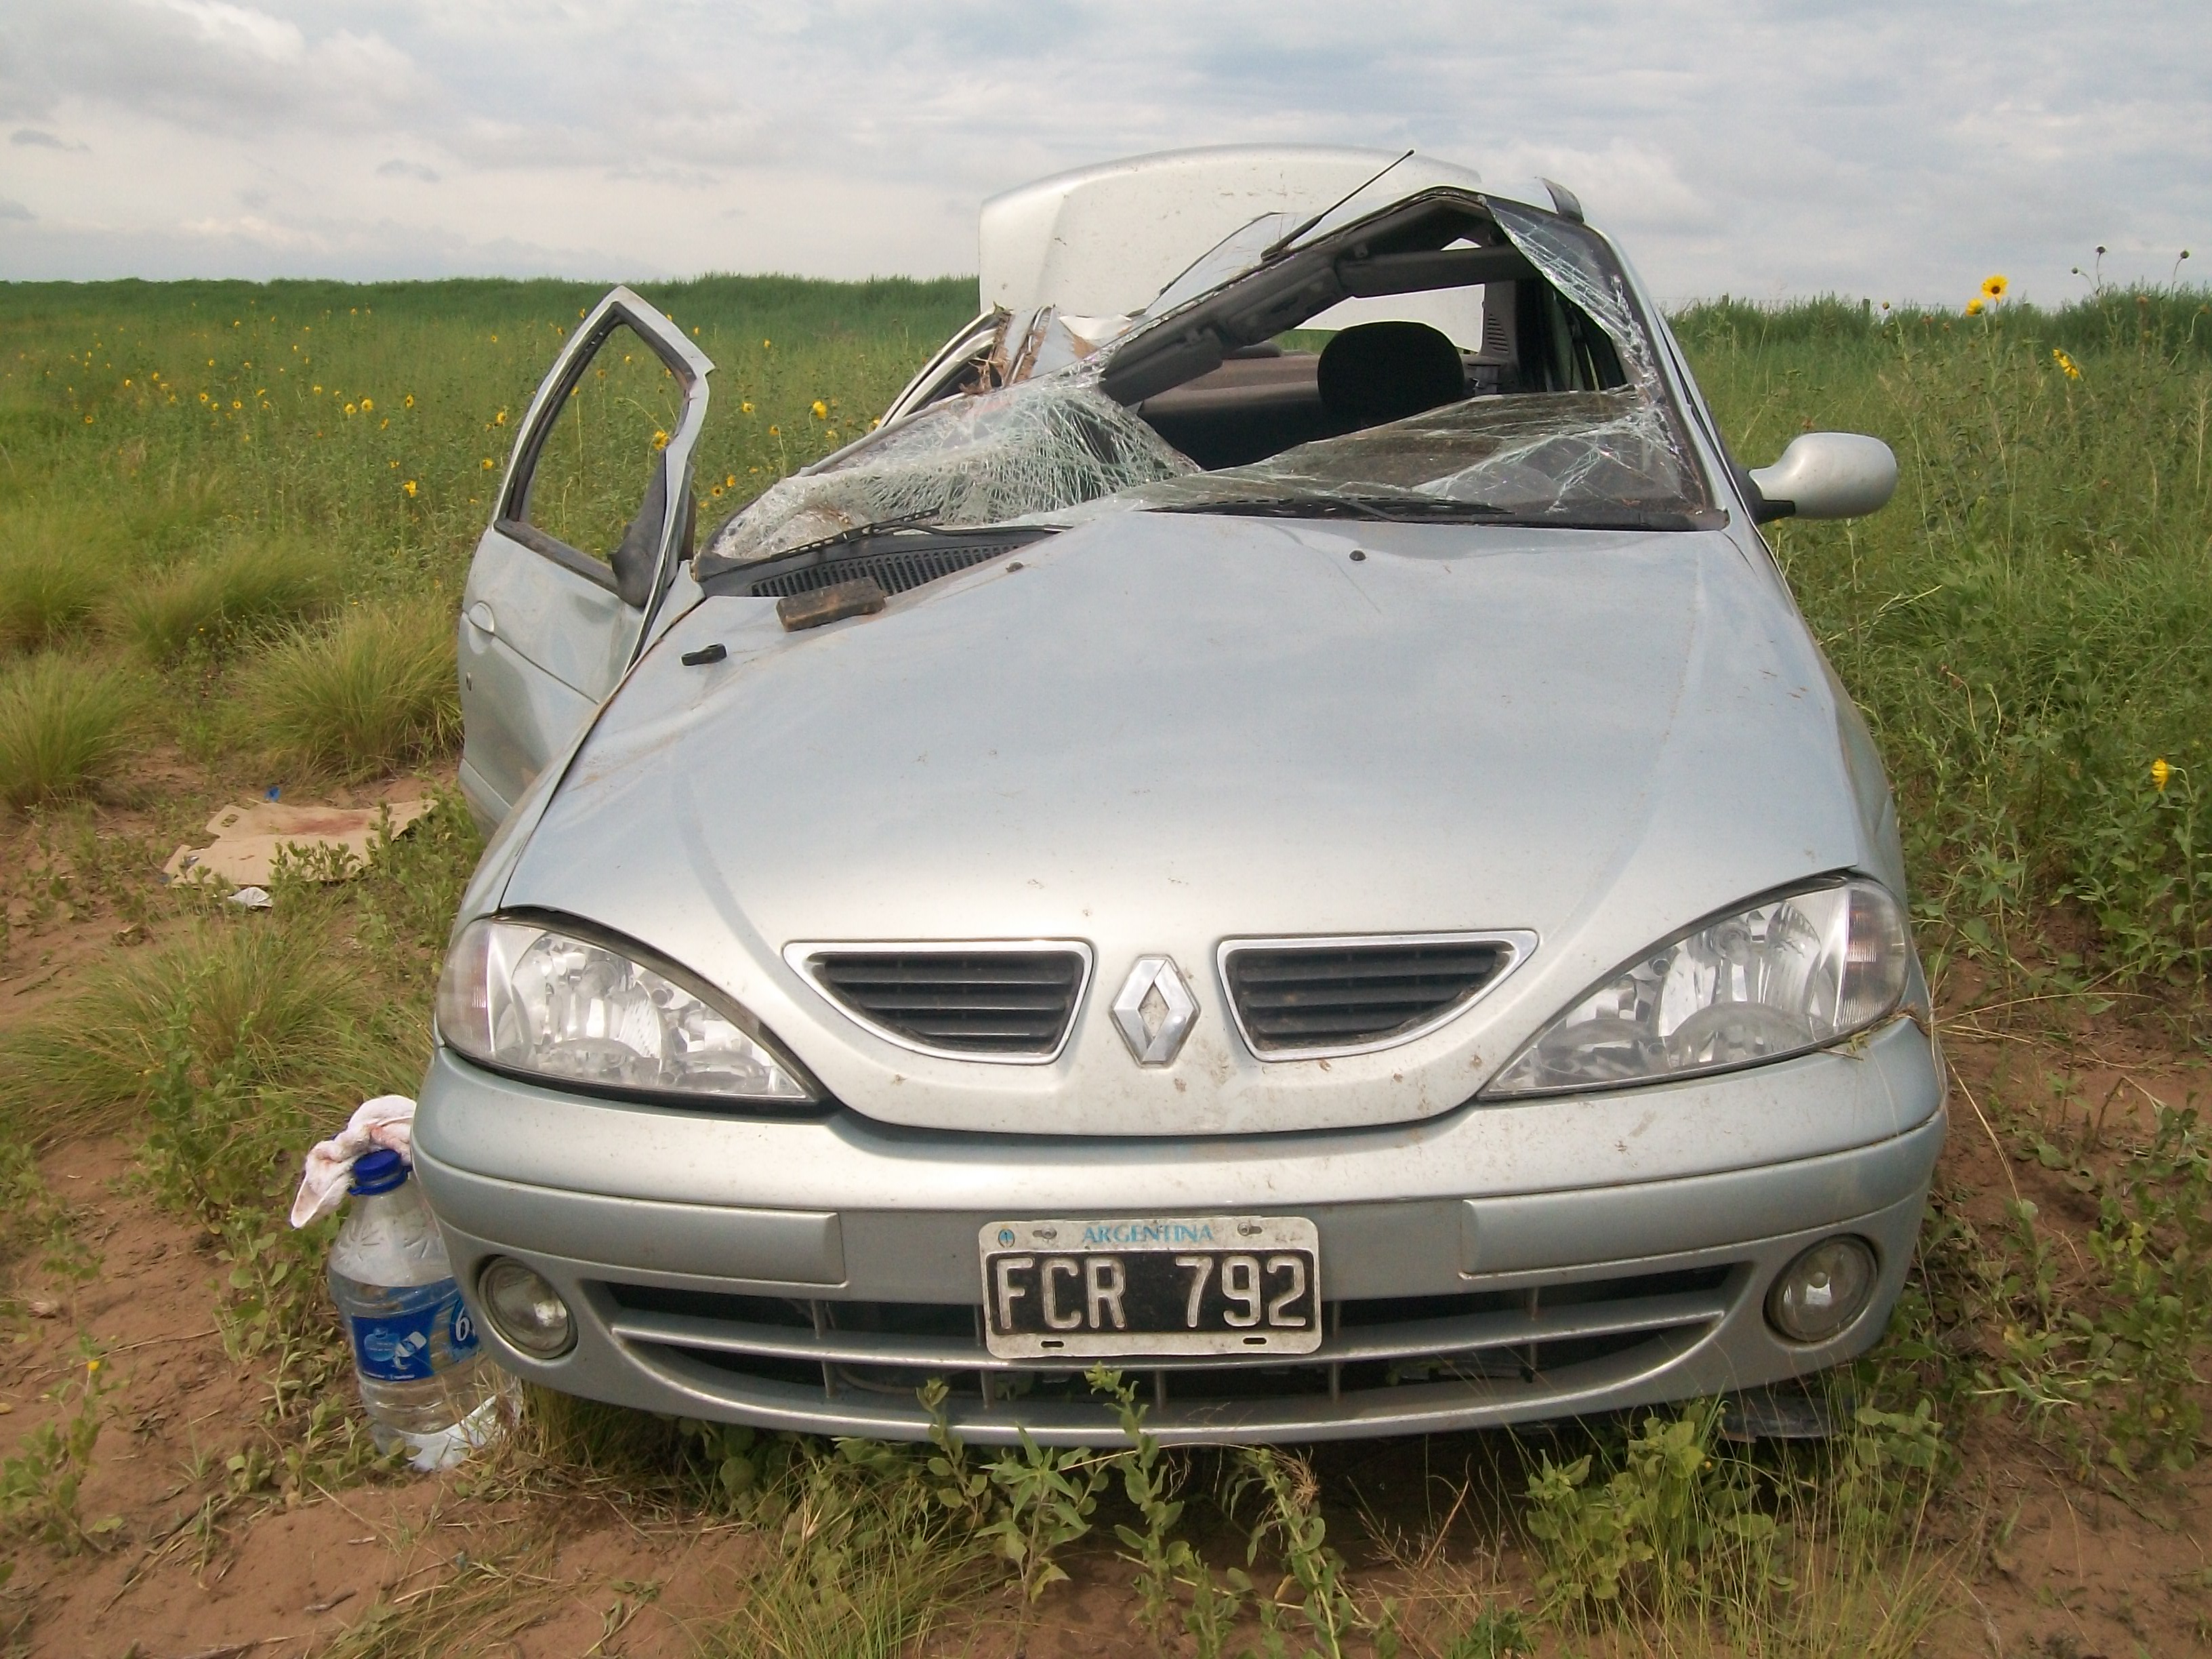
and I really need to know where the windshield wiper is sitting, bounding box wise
[1154,495,1508,524]
[1150,496,1715,531]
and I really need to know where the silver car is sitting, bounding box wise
[418,146,1944,1444]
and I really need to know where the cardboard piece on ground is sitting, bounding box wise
[163,798,431,887]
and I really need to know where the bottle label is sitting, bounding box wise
[346,1279,481,1382]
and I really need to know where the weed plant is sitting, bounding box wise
[0,916,386,1141]
[0,652,143,808]
[116,535,340,661]
[0,525,112,651]
[234,598,458,777]
[0,1342,119,1555]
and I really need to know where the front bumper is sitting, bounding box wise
[414,1017,1944,1444]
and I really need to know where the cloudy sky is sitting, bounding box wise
[1,0,2204,305]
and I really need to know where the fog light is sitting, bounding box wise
[478,1258,575,1359]
[1765,1237,1877,1344]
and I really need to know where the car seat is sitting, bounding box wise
[1316,321,1467,431]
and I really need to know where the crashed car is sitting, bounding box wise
[419,146,1943,1443]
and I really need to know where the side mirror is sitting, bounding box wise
[1747,432,1898,523]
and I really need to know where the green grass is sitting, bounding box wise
[116,535,340,660]
[0,915,384,1143]
[0,518,114,651]
[0,651,142,808]
[234,597,458,778]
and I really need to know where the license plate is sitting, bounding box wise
[978,1216,1322,1359]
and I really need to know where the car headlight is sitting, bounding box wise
[436,916,815,1105]
[1483,878,1910,1097]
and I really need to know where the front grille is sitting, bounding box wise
[794,945,1089,1061]
[597,1264,1738,1441]
[749,544,1001,600]
[1221,934,1527,1058]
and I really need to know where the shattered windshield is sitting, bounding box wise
[700,189,1713,567]
[1071,389,1700,529]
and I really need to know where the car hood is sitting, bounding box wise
[501,510,1886,1135]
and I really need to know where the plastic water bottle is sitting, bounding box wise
[328,1148,499,1470]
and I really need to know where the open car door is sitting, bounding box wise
[456,287,712,829]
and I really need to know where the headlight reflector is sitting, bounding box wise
[436,916,813,1103]
[1484,878,1910,1096]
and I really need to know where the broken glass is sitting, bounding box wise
[699,356,1195,566]
[701,188,1711,565]
[1062,388,1702,526]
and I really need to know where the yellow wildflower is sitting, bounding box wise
[482,457,495,470]
[741,400,754,414]
[1965,298,1985,316]
[768,424,779,436]
[360,396,373,411]
[711,484,724,497]
[811,399,827,419]
[762,339,771,349]
[651,428,670,450]
[403,479,418,498]
[345,402,356,415]
[404,393,415,407]
[2152,757,2173,792]
[1982,274,2008,300]
[494,409,507,425]
[2051,348,2081,380]
[724,474,735,487]
[231,399,242,409]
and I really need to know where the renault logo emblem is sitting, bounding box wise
[1111,955,1197,1066]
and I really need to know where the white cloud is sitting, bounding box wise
[0,0,2203,302]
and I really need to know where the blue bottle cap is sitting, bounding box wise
[349,1147,410,1195]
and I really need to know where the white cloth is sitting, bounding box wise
[289,1095,417,1227]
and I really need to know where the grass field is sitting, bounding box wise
[0,274,2209,1656]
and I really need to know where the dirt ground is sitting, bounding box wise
[3,790,2209,1658]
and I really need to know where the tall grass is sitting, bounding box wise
[116,535,340,659]
[0,520,113,651]
[234,598,459,777]
[0,651,142,808]
[0,916,391,1143]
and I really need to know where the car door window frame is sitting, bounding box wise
[495,296,707,600]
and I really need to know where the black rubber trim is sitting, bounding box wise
[697,525,1057,602]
